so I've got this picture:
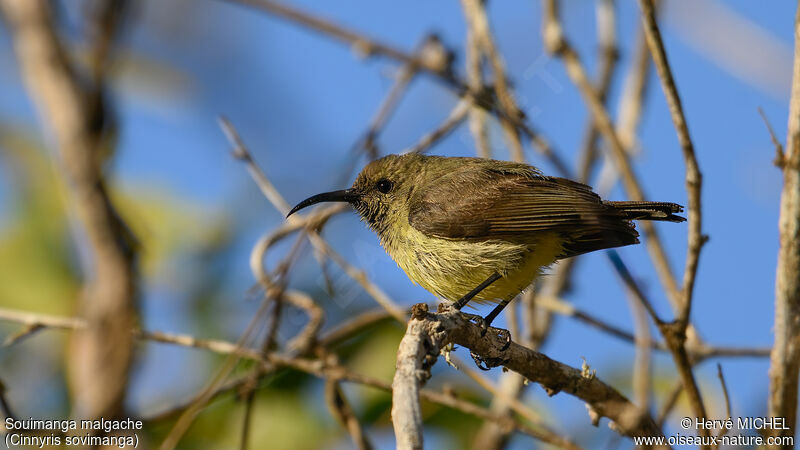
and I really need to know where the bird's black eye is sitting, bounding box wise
[376,178,393,194]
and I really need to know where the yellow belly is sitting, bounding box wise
[380,225,563,305]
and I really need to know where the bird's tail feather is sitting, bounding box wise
[604,201,686,222]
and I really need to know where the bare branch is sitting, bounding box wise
[392,304,666,445]
[460,0,524,162]
[637,0,706,330]
[325,380,374,450]
[404,99,471,154]
[465,29,491,159]
[352,34,451,160]
[318,309,396,347]
[0,0,137,420]
[767,3,800,446]
[577,0,620,186]
[220,116,292,215]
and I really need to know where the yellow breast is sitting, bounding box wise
[379,220,563,306]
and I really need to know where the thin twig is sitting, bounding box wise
[606,251,663,325]
[637,0,706,331]
[716,363,732,439]
[220,116,292,215]
[352,34,450,160]
[656,381,683,428]
[325,379,373,450]
[460,0,524,162]
[403,98,471,154]
[638,0,711,438]
[2,324,44,348]
[465,28,491,159]
[577,0,619,186]
[758,107,787,168]
[318,309,395,347]
[0,378,17,421]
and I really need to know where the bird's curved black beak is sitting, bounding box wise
[287,189,360,218]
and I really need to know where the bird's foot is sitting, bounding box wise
[461,312,512,350]
[469,350,510,371]
[488,326,512,351]
[461,312,489,334]
[459,314,512,370]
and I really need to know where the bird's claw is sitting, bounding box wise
[491,327,512,351]
[460,314,512,370]
[462,313,512,350]
[470,351,492,370]
[461,312,490,336]
[469,350,509,371]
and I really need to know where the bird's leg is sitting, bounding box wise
[483,299,513,351]
[452,272,502,310]
[483,299,510,327]
[451,273,513,355]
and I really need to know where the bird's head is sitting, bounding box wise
[287,153,426,234]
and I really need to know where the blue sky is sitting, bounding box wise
[0,0,795,446]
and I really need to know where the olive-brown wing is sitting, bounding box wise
[408,169,639,259]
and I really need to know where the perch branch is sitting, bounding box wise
[391,305,665,447]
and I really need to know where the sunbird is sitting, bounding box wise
[288,154,685,326]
